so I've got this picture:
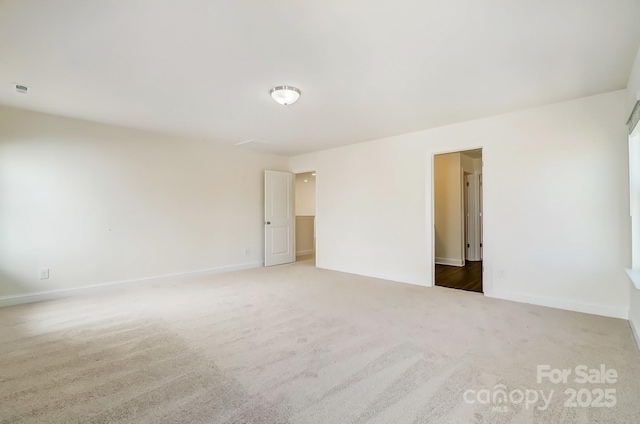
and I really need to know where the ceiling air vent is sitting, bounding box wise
[14,83,29,94]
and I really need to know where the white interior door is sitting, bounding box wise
[465,173,481,261]
[465,173,472,260]
[264,170,295,266]
[479,173,483,260]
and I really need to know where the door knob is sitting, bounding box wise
[266,221,271,225]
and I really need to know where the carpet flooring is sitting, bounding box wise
[1,258,639,423]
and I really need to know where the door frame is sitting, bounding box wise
[292,169,318,263]
[464,171,471,261]
[429,147,487,294]
[465,172,482,261]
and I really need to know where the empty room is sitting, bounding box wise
[2,1,640,423]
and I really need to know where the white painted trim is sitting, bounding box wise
[435,257,465,267]
[487,289,629,319]
[464,173,482,262]
[296,249,315,256]
[0,261,263,308]
[624,270,640,349]
[625,268,640,290]
[630,319,640,351]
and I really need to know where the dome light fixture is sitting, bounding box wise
[270,86,301,106]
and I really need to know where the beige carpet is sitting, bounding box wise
[1,258,639,424]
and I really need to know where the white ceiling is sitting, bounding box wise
[1,1,640,156]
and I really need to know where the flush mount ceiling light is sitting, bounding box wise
[270,86,301,106]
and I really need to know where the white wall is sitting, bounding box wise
[295,172,316,216]
[290,90,631,318]
[630,287,640,348]
[0,106,288,298]
[629,126,640,356]
[627,45,640,119]
[627,45,640,344]
[295,216,315,256]
[434,153,463,266]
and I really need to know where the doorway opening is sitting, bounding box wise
[433,149,483,293]
[294,171,316,264]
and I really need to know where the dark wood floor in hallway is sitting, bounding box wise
[435,261,483,293]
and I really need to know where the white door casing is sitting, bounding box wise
[264,170,295,266]
[479,172,483,260]
[465,173,472,261]
[465,172,482,261]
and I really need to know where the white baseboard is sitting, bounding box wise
[0,261,263,308]
[435,257,464,267]
[630,318,640,351]
[296,249,315,256]
[487,289,629,320]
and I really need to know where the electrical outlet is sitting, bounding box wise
[243,248,250,256]
[498,269,506,278]
[39,268,49,280]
